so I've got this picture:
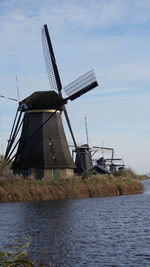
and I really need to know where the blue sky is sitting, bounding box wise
[0,0,150,173]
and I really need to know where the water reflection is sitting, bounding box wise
[0,181,150,266]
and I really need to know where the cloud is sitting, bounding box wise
[1,0,150,39]
[1,0,125,29]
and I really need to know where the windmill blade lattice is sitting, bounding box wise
[64,69,98,100]
[42,25,62,93]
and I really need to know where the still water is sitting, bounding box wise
[0,180,150,266]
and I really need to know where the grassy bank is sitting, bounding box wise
[0,174,143,203]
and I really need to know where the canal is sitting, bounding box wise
[0,180,150,266]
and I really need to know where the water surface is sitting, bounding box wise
[0,180,150,266]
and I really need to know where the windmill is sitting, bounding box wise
[92,146,125,173]
[72,117,93,174]
[4,24,98,179]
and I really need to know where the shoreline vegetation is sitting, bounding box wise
[0,159,145,202]
[0,168,144,203]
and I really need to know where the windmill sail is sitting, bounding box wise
[0,95,18,101]
[64,70,98,101]
[42,24,62,93]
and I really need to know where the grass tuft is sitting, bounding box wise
[0,237,59,266]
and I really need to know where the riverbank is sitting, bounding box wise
[0,174,143,202]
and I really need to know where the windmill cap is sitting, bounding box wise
[19,91,67,111]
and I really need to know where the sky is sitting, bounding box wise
[0,0,150,174]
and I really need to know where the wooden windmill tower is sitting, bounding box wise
[5,24,98,179]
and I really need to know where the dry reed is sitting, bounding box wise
[0,173,143,203]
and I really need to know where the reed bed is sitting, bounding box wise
[0,173,143,203]
[0,157,144,202]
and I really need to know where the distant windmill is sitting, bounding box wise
[5,24,98,179]
[93,146,125,173]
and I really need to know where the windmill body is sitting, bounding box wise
[5,24,98,179]
[75,144,93,174]
[12,91,75,179]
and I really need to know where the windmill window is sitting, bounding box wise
[48,139,52,146]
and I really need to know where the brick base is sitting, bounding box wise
[31,168,74,179]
